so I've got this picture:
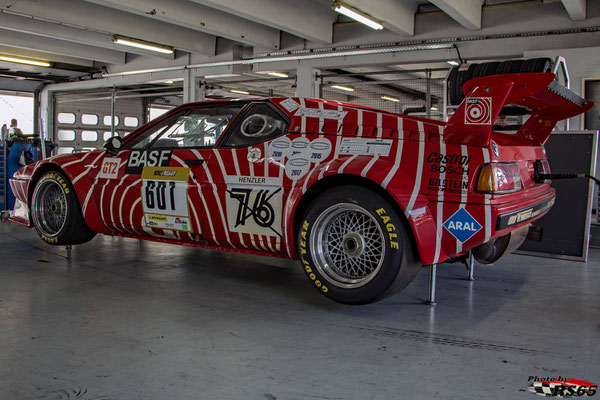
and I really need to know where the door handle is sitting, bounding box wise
[184,159,204,166]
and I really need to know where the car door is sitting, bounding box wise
[92,103,245,240]
[199,102,290,252]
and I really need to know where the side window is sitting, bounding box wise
[221,103,289,148]
[127,105,244,150]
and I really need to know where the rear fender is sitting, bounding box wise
[285,155,441,264]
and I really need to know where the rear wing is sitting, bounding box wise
[444,73,594,147]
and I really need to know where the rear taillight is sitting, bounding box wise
[534,159,551,183]
[476,163,523,194]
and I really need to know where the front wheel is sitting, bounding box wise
[31,171,95,245]
[298,185,420,304]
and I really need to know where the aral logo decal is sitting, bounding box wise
[125,150,172,174]
[443,208,482,243]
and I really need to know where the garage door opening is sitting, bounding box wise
[0,91,34,138]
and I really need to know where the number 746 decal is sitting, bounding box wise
[141,167,192,232]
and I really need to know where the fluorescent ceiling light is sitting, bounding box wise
[230,89,250,95]
[0,54,51,67]
[332,85,354,92]
[113,35,174,54]
[333,2,383,30]
[447,60,460,66]
[204,73,240,79]
[381,95,400,102]
[267,72,289,78]
[430,106,438,111]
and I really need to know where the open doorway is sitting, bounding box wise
[0,91,34,137]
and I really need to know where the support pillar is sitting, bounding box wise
[296,65,321,98]
[183,69,205,103]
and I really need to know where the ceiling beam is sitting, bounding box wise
[0,29,126,64]
[0,11,173,59]
[188,0,334,44]
[561,0,586,20]
[0,0,216,55]
[344,0,417,36]
[429,0,484,30]
[84,0,281,50]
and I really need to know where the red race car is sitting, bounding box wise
[8,73,593,304]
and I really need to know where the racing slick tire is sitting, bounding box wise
[31,170,96,246]
[298,185,421,304]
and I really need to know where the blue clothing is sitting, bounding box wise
[7,142,36,209]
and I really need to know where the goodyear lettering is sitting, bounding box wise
[300,220,328,293]
[41,234,58,244]
[376,208,399,249]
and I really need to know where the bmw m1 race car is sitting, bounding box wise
[8,72,593,304]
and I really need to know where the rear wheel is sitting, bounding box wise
[298,185,421,304]
[31,171,95,245]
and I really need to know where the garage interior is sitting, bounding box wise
[0,0,599,399]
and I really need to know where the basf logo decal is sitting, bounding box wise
[527,376,597,397]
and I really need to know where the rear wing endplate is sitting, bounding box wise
[444,73,594,147]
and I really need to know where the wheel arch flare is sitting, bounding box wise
[286,157,441,265]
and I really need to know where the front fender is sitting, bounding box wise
[24,151,108,234]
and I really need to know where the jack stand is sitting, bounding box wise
[66,244,72,260]
[425,264,437,306]
[465,251,475,281]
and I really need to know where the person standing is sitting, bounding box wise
[8,119,24,139]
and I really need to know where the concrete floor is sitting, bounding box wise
[0,222,598,400]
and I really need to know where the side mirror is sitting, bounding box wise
[104,136,123,156]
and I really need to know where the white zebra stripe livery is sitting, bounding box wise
[171,154,202,236]
[433,139,446,264]
[457,144,469,254]
[191,150,219,244]
[356,110,363,137]
[361,154,379,177]
[482,148,492,242]
[405,122,425,219]
[72,151,105,184]
[338,154,358,174]
[382,117,404,189]
[210,149,236,248]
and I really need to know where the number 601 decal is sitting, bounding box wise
[141,167,192,232]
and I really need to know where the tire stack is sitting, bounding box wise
[447,58,553,106]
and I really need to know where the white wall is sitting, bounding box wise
[524,46,600,130]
